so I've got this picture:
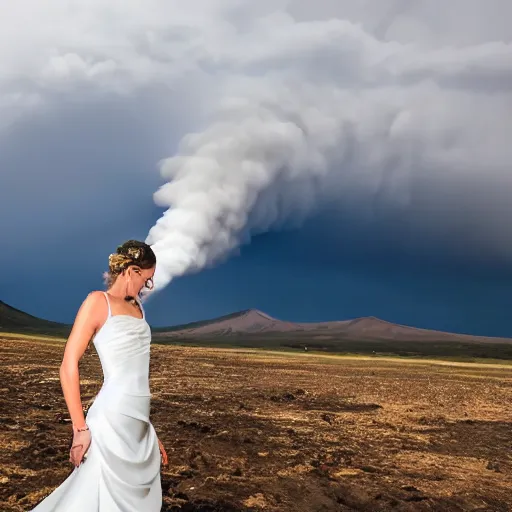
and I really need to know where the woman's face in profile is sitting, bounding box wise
[129,265,155,295]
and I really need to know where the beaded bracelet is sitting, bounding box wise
[73,424,90,432]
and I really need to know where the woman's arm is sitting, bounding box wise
[60,291,105,467]
[59,291,104,429]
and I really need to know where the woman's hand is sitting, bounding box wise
[69,426,91,468]
[157,437,168,466]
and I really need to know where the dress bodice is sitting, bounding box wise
[92,292,152,396]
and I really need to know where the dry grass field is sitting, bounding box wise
[1,335,511,511]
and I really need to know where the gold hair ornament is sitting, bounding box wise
[108,247,142,274]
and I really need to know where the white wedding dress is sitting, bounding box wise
[32,292,162,511]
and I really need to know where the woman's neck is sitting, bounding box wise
[108,278,137,299]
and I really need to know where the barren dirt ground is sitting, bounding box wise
[1,336,511,512]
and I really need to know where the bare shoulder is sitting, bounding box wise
[86,290,107,304]
[81,290,107,309]
[65,292,108,354]
[74,291,108,326]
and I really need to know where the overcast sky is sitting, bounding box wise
[1,1,511,337]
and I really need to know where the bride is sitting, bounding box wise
[32,240,167,511]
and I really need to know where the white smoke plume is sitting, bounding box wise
[1,1,512,292]
[145,3,512,290]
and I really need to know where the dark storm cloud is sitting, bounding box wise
[1,0,511,291]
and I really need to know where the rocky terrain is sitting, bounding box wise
[1,334,511,511]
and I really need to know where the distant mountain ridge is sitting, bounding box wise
[155,308,512,344]
[2,300,511,345]
[0,300,71,336]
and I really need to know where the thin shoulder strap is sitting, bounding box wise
[136,295,145,320]
[102,291,112,318]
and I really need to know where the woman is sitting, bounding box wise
[32,240,167,511]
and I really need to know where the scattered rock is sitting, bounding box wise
[177,420,213,434]
[404,495,430,502]
[35,422,53,431]
[243,493,268,509]
[401,485,421,492]
[0,417,17,426]
[172,491,189,501]
[332,468,364,478]
[41,446,57,456]
[338,402,382,413]
[486,461,501,473]
[270,392,296,402]
[54,413,71,424]
[179,468,196,478]
[320,413,334,424]
[360,465,378,473]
